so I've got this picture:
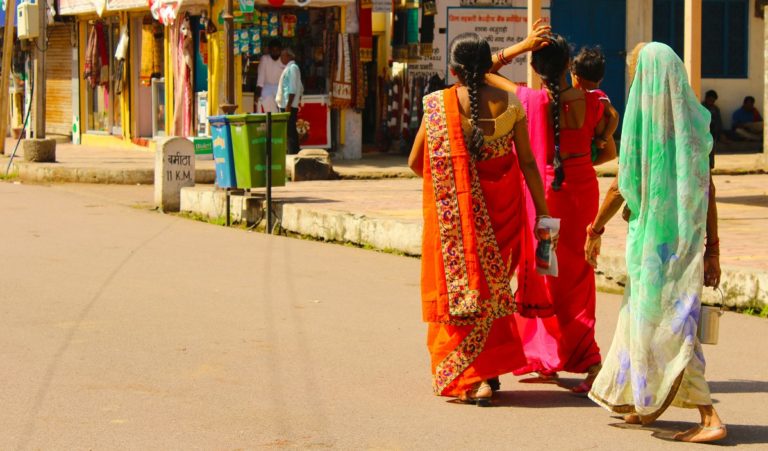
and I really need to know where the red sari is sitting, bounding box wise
[514,86,604,375]
[421,86,537,396]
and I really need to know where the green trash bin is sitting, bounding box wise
[228,113,289,189]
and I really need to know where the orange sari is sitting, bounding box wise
[421,86,530,396]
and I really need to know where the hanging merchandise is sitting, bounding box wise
[281,14,297,38]
[422,0,436,15]
[238,0,255,13]
[392,9,407,62]
[84,21,107,88]
[268,0,286,7]
[173,14,194,136]
[420,4,434,57]
[294,0,310,6]
[149,0,181,25]
[330,33,353,109]
[261,12,269,36]
[406,2,419,62]
[350,34,365,110]
[114,25,129,95]
[233,29,241,55]
[268,12,279,37]
[358,0,372,62]
[239,29,250,54]
[250,26,261,55]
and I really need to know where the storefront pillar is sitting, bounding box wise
[684,0,702,98]
[626,0,652,98]
[338,4,362,159]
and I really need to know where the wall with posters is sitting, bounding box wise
[409,0,550,83]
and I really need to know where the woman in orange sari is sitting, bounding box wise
[408,33,551,405]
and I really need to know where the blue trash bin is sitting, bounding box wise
[209,115,237,188]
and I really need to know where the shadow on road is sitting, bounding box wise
[708,379,768,394]
[716,195,768,208]
[490,390,594,408]
[610,420,768,446]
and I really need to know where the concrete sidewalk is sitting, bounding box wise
[178,175,768,308]
[2,137,767,183]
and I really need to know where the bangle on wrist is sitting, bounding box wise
[587,223,605,238]
[706,238,720,248]
[497,50,510,65]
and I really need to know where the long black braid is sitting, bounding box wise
[531,34,570,191]
[449,33,493,158]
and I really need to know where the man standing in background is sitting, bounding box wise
[254,39,285,113]
[276,48,303,155]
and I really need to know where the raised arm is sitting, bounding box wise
[489,19,551,74]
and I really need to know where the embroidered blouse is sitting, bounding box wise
[459,92,526,161]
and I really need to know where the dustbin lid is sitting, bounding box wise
[246,113,290,123]
[209,115,229,125]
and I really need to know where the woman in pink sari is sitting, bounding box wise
[488,27,617,392]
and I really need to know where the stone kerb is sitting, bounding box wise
[155,137,196,212]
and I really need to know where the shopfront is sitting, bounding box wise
[58,0,211,147]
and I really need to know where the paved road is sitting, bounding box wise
[1,182,767,450]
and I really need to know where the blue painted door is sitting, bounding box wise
[551,0,627,115]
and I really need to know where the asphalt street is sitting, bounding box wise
[1,182,766,450]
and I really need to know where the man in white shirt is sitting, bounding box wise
[254,39,285,113]
[276,48,303,154]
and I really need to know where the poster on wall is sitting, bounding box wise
[445,7,550,84]
[409,0,550,82]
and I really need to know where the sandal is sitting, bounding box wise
[674,424,728,443]
[571,364,601,394]
[458,381,493,407]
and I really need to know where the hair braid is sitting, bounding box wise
[466,69,485,157]
[448,33,493,159]
[547,80,564,191]
[531,33,570,191]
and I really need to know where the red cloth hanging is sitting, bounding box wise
[358,0,373,63]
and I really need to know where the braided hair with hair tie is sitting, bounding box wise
[531,34,570,191]
[449,33,493,158]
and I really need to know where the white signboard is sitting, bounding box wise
[372,0,391,13]
[409,1,550,83]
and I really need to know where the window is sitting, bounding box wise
[652,0,748,78]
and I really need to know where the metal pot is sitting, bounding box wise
[698,288,724,345]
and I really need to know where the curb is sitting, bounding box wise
[277,205,767,309]
[12,162,216,185]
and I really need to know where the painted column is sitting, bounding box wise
[339,5,362,160]
[684,0,702,98]
[626,0,653,96]
[527,0,541,88]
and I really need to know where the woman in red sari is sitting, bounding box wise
[488,29,617,393]
[408,33,551,405]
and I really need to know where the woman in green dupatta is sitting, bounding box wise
[584,42,726,443]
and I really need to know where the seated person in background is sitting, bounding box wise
[570,47,620,162]
[732,96,763,141]
[702,90,723,168]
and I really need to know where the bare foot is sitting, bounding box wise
[623,414,641,425]
[673,425,727,443]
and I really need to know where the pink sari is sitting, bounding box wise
[514,86,603,375]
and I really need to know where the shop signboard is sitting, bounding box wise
[106,0,146,10]
[372,0,390,13]
[58,0,97,15]
[410,0,550,82]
